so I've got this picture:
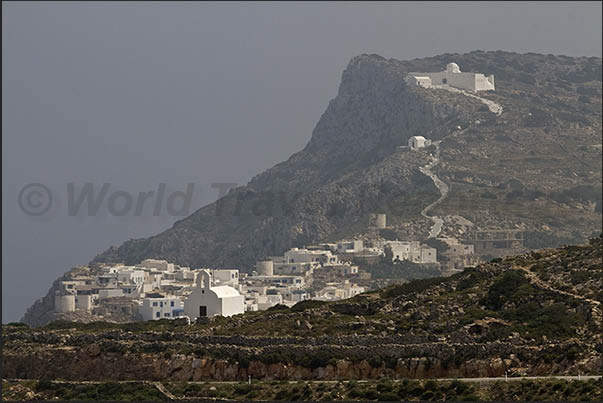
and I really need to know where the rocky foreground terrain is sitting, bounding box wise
[3,378,602,401]
[4,237,602,382]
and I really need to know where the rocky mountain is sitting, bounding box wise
[5,236,602,381]
[91,51,602,270]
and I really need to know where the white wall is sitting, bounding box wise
[75,294,96,310]
[98,288,124,299]
[220,294,245,316]
[54,294,75,312]
[407,70,495,92]
[475,73,495,91]
[117,270,145,285]
[140,259,174,272]
[140,297,184,321]
[213,269,239,285]
[184,288,244,318]
[420,246,438,263]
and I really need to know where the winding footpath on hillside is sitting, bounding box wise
[419,141,448,238]
[517,264,602,327]
[418,89,503,238]
[433,85,504,115]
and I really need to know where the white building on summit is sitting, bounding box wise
[406,62,495,92]
[184,270,244,319]
[408,135,432,150]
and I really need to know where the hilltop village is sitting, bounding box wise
[39,62,541,325]
[52,233,447,322]
[52,213,515,324]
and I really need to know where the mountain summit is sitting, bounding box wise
[92,51,601,270]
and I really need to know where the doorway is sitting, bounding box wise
[199,306,207,317]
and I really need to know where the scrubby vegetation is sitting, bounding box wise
[3,378,601,401]
[4,238,601,385]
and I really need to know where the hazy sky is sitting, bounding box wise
[2,1,601,323]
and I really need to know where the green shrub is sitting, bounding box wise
[378,391,400,401]
[376,380,393,392]
[424,380,437,390]
[36,379,53,391]
[485,270,530,309]
[234,384,253,395]
[451,379,468,394]
[369,356,383,368]
[382,277,448,298]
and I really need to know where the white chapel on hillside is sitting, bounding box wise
[408,135,432,150]
[406,62,495,92]
[184,270,244,319]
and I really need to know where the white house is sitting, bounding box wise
[140,259,175,272]
[75,290,98,311]
[140,293,185,321]
[273,262,315,276]
[254,293,283,310]
[96,273,118,287]
[315,282,364,301]
[408,136,432,150]
[247,275,305,288]
[336,240,364,254]
[407,75,432,88]
[212,269,239,287]
[98,288,124,299]
[381,241,437,264]
[184,270,244,319]
[405,62,495,92]
[284,248,339,265]
[117,269,145,285]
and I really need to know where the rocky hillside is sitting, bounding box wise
[91,51,602,270]
[5,237,602,381]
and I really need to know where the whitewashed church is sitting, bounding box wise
[406,62,495,92]
[184,269,244,319]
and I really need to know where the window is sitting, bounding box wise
[153,302,158,307]
[170,301,174,307]
[442,78,447,84]
[160,302,163,307]
[156,312,160,318]
[164,313,170,317]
